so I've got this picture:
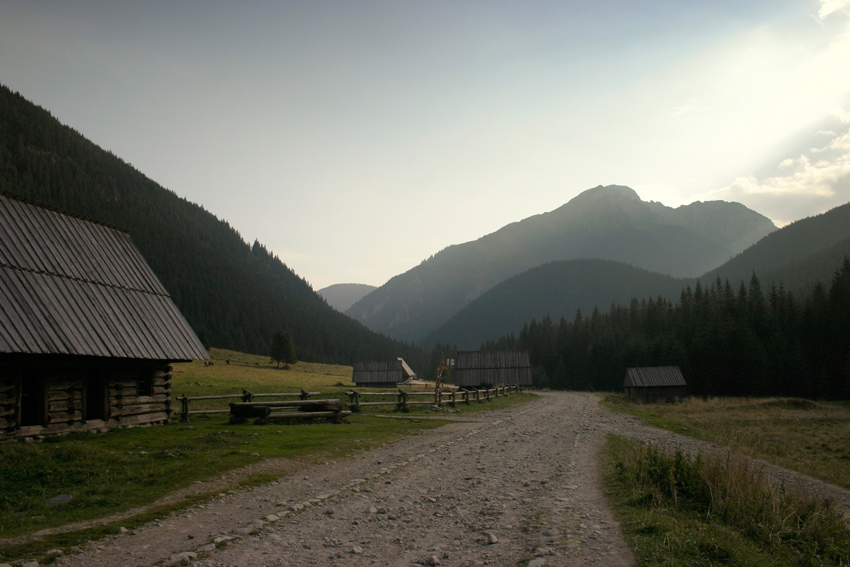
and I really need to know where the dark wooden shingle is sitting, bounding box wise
[0,192,208,361]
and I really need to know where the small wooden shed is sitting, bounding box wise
[0,192,209,439]
[623,366,686,403]
[352,358,416,388]
[453,350,532,388]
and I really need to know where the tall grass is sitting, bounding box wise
[601,394,850,490]
[606,436,850,566]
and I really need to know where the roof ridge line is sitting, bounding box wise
[0,190,128,233]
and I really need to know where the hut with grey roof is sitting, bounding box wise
[0,192,209,439]
[453,351,532,388]
[623,366,686,403]
[352,358,416,388]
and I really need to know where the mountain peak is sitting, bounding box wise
[585,184,641,200]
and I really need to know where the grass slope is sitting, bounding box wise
[601,395,850,490]
[0,351,533,563]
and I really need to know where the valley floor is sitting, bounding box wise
[50,392,850,567]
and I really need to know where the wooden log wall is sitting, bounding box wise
[0,357,174,438]
[107,365,172,425]
[0,380,17,431]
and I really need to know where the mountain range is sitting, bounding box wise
[425,200,850,349]
[318,283,377,312]
[4,83,847,367]
[0,84,429,370]
[346,185,777,344]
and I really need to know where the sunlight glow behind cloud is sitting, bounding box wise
[2,1,850,288]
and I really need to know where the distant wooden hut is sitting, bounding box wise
[623,366,686,403]
[0,192,209,439]
[352,358,416,388]
[453,351,532,388]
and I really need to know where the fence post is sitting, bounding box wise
[241,388,254,403]
[180,394,189,422]
[300,388,310,400]
[449,391,456,407]
[397,389,408,411]
[348,390,361,412]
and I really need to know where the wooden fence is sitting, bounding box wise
[176,388,320,422]
[176,384,525,421]
[346,385,523,412]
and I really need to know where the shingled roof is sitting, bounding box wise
[0,192,209,361]
[453,350,532,387]
[623,366,686,388]
[352,358,416,384]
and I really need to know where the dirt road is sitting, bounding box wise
[53,392,850,567]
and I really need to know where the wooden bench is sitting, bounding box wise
[229,399,350,424]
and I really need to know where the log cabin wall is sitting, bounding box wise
[0,354,173,439]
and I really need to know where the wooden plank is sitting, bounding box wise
[232,399,341,409]
[119,411,169,426]
[48,392,82,403]
[48,400,81,412]
[183,394,245,401]
[47,379,83,392]
[267,411,351,419]
[120,394,169,405]
[115,403,168,417]
[48,411,82,425]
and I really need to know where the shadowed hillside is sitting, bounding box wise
[318,283,377,312]
[348,185,775,344]
[423,259,686,349]
[0,84,427,369]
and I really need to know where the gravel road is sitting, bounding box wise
[52,392,850,567]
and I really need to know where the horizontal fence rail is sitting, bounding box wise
[177,388,320,422]
[177,385,525,421]
[345,385,523,412]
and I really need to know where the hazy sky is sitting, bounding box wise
[2,1,849,289]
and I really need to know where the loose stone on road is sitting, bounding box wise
[56,392,635,566]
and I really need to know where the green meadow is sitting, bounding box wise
[601,394,850,490]
[0,348,533,562]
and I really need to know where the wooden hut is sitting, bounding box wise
[623,366,686,403]
[0,192,209,439]
[453,351,532,388]
[352,358,416,388]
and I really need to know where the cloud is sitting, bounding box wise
[819,0,850,20]
[703,112,850,224]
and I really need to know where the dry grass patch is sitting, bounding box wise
[603,435,850,567]
[602,395,850,490]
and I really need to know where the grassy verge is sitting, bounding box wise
[600,394,850,490]
[0,349,535,562]
[602,435,850,567]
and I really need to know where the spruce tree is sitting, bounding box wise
[270,331,285,368]
[281,330,297,369]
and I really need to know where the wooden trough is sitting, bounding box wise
[229,399,350,424]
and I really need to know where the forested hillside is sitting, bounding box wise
[493,259,850,399]
[348,185,775,344]
[703,202,850,293]
[423,259,686,349]
[0,85,428,369]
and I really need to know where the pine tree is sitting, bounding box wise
[281,330,297,369]
[270,331,286,368]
